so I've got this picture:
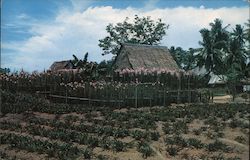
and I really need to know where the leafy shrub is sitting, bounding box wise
[150,131,160,141]
[216,131,225,138]
[99,137,111,150]
[113,128,129,138]
[234,136,246,144]
[229,119,240,128]
[165,136,187,147]
[166,146,178,156]
[87,136,99,148]
[211,153,226,160]
[204,117,217,126]
[0,121,22,131]
[163,122,172,134]
[206,131,217,139]
[64,115,79,123]
[137,141,154,158]
[207,140,231,152]
[227,156,241,160]
[201,126,208,131]
[193,129,202,135]
[187,138,203,149]
[173,120,189,134]
[96,154,109,160]
[111,140,126,152]
[131,130,148,140]
[0,133,80,159]
[82,148,93,159]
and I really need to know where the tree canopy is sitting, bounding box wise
[196,19,230,74]
[196,19,249,76]
[98,15,169,56]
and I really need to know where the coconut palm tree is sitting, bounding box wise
[196,19,229,75]
[226,25,246,70]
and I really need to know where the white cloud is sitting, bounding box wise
[70,0,92,12]
[199,5,205,9]
[1,5,248,71]
[144,0,159,10]
[16,13,30,20]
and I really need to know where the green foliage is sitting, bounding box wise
[82,147,93,159]
[71,52,89,68]
[162,120,188,135]
[169,47,197,71]
[210,153,241,160]
[98,15,168,55]
[0,121,22,131]
[165,136,187,148]
[234,136,246,144]
[166,146,179,156]
[0,68,10,74]
[204,116,218,126]
[137,141,154,158]
[174,120,189,134]
[197,19,229,74]
[0,133,80,159]
[207,140,231,152]
[196,19,248,96]
[97,59,114,76]
[193,129,202,135]
[64,115,79,123]
[229,119,248,129]
[150,131,160,141]
[110,140,126,152]
[96,154,109,160]
[186,138,204,149]
[131,130,148,140]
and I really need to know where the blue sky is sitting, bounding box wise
[1,0,249,71]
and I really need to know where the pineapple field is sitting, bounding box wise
[0,90,249,160]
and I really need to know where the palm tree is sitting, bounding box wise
[196,19,229,75]
[244,20,250,61]
[244,20,250,43]
[226,25,246,70]
[225,25,248,101]
[182,48,196,71]
[169,46,185,68]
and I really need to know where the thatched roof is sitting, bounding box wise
[50,60,74,71]
[113,43,179,71]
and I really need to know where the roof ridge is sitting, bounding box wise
[53,60,72,63]
[122,43,168,49]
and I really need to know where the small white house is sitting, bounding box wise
[208,74,227,85]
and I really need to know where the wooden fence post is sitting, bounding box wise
[163,87,166,106]
[65,86,68,104]
[135,84,138,108]
[89,85,91,107]
[150,85,152,107]
[188,76,191,103]
[177,77,181,103]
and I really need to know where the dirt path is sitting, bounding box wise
[219,138,249,160]
[150,145,165,160]
[219,138,248,150]
[0,144,49,160]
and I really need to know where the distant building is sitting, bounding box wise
[191,66,226,85]
[49,60,74,72]
[113,43,180,71]
[208,74,227,86]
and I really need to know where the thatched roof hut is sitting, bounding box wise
[50,60,74,71]
[113,43,179,71]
